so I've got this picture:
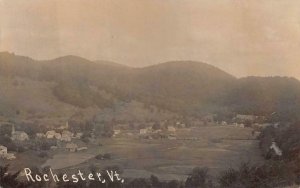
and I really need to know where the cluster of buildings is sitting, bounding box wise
[138,125,177,140]
[0,121,88,159]
[35,122,83,142]
[34,122,86,153]
[0,124,29,160]
[11,125,29,141]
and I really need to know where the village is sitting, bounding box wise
[0,112,282,164]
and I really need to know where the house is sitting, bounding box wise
[113,130,121,135]
[61,130,73,142]
[46,130,56,139]
[5,153,16,160]
[36,133,45,138]
[233,123,245,128]
[58,121,69,130]
[168,134,176,140]
[167,126,176,132]
[0,145,7,156]
[139,129,148,134]
[65,143,78,152]
[50,146,58,150]
[74,132,83,139]
[153,129,162,133]
[180,123,186,128]
[221,121,227,126]
[0,145,16,160]
[45,130,63,140]
[236,114,257,121]
[54,133,62,140]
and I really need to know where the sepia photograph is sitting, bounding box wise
[1,1,300,187]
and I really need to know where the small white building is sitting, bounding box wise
[54,133,62,140]
[0,145,7,156]
[168,134,177,140]
[236,114,256,121]
[113,130,121,135]
[50,146,58,150]
[6,153,16,160]
[153,129,162,133]
[36,133,45,138]
[74,132,83,139]
[221,121,227,126]
[167,126,176,132]
[46,130,56,139]
[0,145,16,160]
[66,143,78,152]
[61,130,73,142]
[139,129,148,134]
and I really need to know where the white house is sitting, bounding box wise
[61,130,73,142]
[167,126,176,132]
[0,145,16,160]
[5,153,16,160]
[168,134,177,140]
[113,129,121,135]
[139,129,148,134]
[221,121,227,126]
[54,133,62,140]
[36,133,45,138]
[236,114,257,121]
[66,143,78,152]
[46,130,56,139]
[0,145,7,156]
[74,132,83,139]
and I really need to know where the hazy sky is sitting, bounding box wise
[1,0,300,78]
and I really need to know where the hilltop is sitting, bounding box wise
[1,52,300,122]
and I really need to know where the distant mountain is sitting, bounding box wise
[222,76,300,120]
[1,52,300,121]
[122,61,236,114]
[94,60,129,68]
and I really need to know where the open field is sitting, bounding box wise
[51,125,264,181]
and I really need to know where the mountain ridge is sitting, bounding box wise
[1,52,300,121]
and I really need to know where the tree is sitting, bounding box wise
[185,167,213,188]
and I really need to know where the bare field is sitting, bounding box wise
[55,126,265,181]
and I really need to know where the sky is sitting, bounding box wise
[1,0,300,78]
